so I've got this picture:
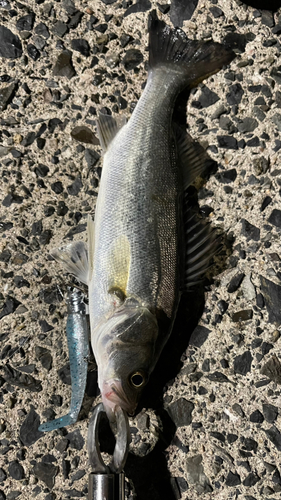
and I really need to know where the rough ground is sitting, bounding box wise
[1,0,281,499]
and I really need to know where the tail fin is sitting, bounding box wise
[149,11,235,88]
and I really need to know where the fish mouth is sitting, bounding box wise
[101,379,137,417]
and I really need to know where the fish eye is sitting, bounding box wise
[130,372,146,388]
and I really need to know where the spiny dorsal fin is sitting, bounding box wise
[183,194,219,289]
[51,241,89,285]
[174,124,215,191]
[108,235,131,297]
[96,113,126,152]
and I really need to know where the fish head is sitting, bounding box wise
[95,303,158,421]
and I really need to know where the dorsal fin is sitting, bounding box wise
[96,113,126,152]
[183,193,219,289]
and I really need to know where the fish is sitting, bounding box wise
[39,287,89,432]
[51,12,235,423]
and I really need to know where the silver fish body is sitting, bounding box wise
[51,15,235,421]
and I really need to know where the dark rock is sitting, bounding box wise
[243,473,260,487]
[167,398,194,427]
[232,310,253,322]
[261,342,273,356]
[227,273,245,293]
[57,201,68,216]
[52,21,68,37]
[237,118,258,133]
[66,429,85,450]
[0,296,21,320]
[169,0,198,27]
[232,403,244,417]
[210,6,223,17]
[22,132,36,147]
[122,49,143,70]
[16,13,35,32]
[67,176,83,196]
[53,51,76,79]
[14,276,30,288]
[34,164,49,177]
[35,346,52,370]
[71,470,86,482]
[226,83,243,105]
[68,11,84,29]
[207,372,230,383]
[217,136,238,149]
[157,3,170,14]
[223,33,246,53]
[0,83,17,111]
[39,229,52,245]
[8,462,24,481]
[0,468,6,482]
[32,220,42,235]
[119,34,133,48]
[241,219,260,241]
[268,209,281,228]
[260,276,281,325]
[227,433,238,443]
[261,10,274,28]
[34,22,50,39]
[265,426,281,451]
[242,437,258,452]
[272,468,281,484]
[3,363,42,392]
[71,39,90,57]
[100,0,117,3]
[0,249,11,262]
[210,431,225,442]
[51,181,63,194]
[27,44,40,61]
[225,471,241,486]
[124,0,151,17]
[48,118,62,133]
[33,462,59,489]
[0,26,22,59]
[39,286,63,305]
[262,403,278,423]
[71,126,99,145]
[198,86,219,108]
[39,319,54,333]
[261,196,272,212]
[216,168,237,183]
[261,355,281,384]
[189,325,210,348]
[58,364,71,385]
[186,455,212,494]
[233,351,252,375]
[246,137,260,147]
[65,223,87,239]
[19,406,42,446]
[250,410,264,423]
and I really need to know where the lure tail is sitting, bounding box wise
[39,288,89,433]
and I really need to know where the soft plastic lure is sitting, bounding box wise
[39,288,89,432]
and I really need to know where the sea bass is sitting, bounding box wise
[51,14,234,423]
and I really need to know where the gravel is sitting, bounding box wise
[1,1,281,499]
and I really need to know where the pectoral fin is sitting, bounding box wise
[51,241,89,285]
[108,235,131,297]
